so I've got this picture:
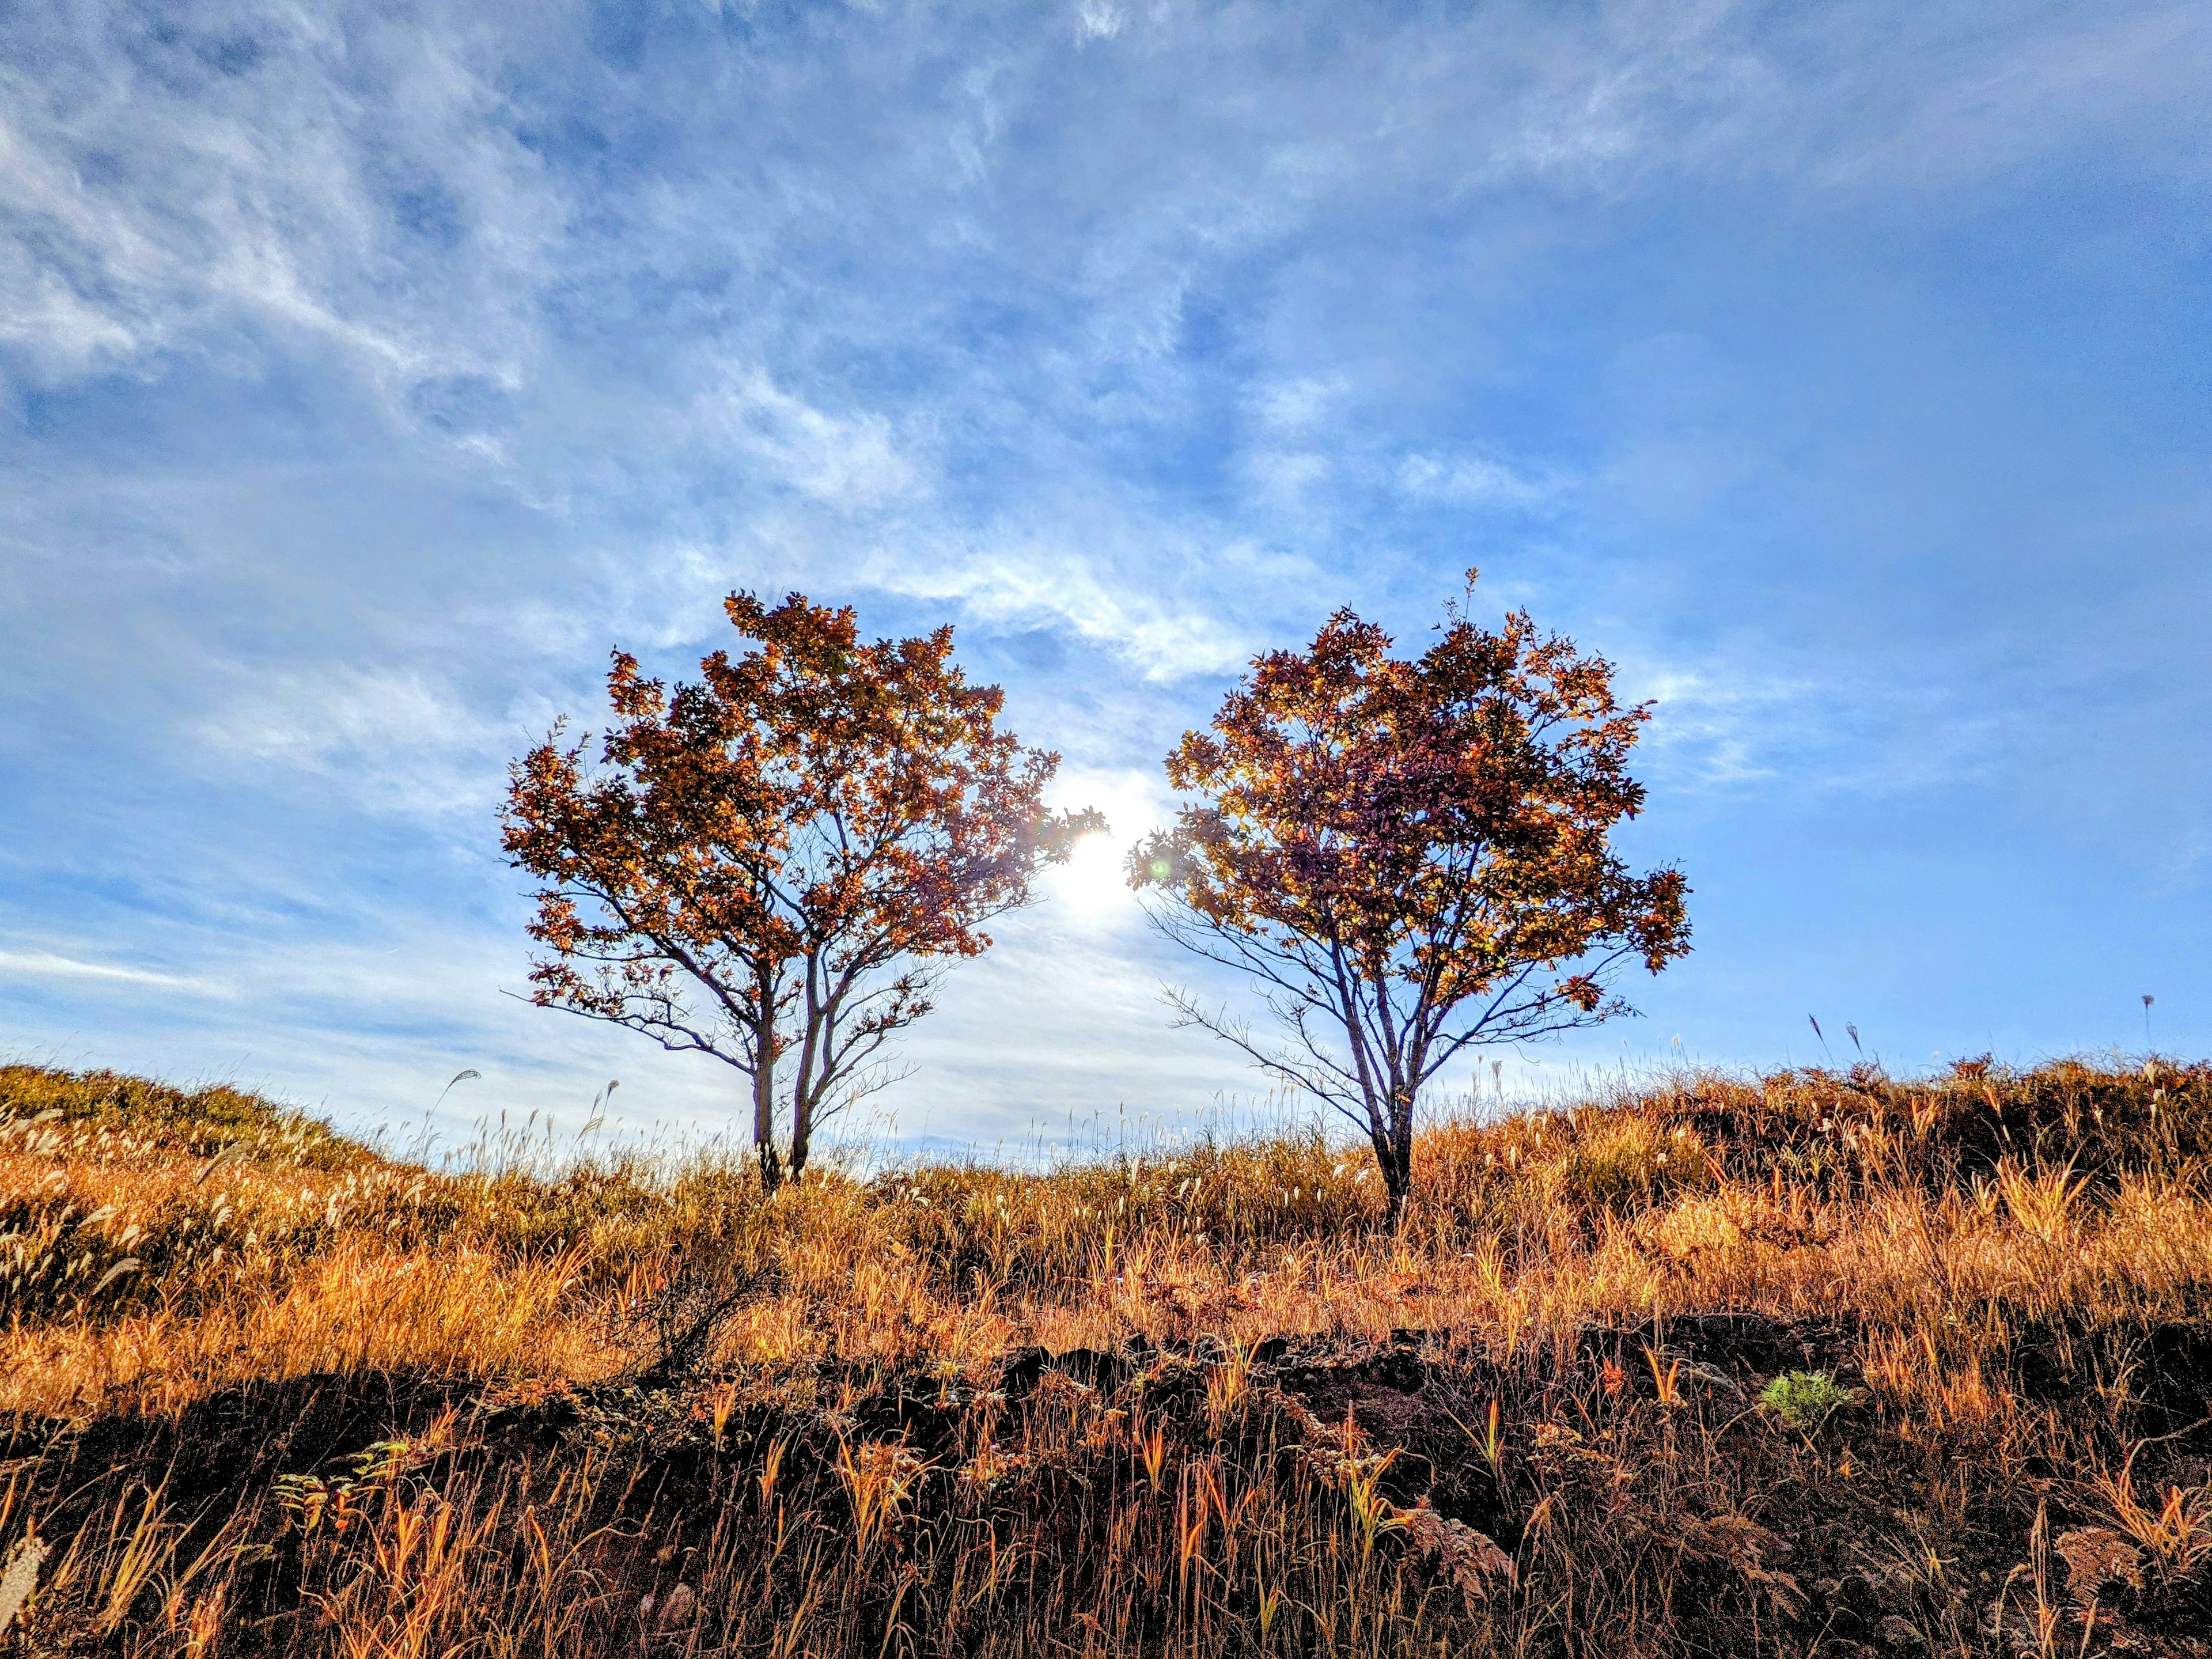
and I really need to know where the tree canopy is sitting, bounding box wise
[504,592,1103,1185]
[1131,574,1690,1222]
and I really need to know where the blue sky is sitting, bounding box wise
[2,0,2207,1148]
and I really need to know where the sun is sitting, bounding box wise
[1050,827,1134,922]
[1039,770,1166,925]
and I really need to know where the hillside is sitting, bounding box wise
[2,1056,2210,1656]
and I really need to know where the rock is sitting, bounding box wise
[657,1583,695,1628]
[1050,1349,1128,1392]
[1000,1346,1048,1398]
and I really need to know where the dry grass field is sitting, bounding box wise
[2,1055,2210,1657]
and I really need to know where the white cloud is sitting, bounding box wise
[193,667,502,818]
[1809,6,2211,191]
[0,947,213,993]
[1629,656,2009,800]
[0,3,558,403]
[1399,451,1561,512]
[1245,449,1331,512]
[871,533,1253,681]
[1074,1,1127,43]
[703,368,927,511]
[1247,376,1346,434]
[1635,666,1803,785]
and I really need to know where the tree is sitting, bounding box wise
[503,592,1103,1190]
[1128,574,1689,1226]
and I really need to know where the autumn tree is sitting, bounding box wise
[1129,574,1689,1226]
[503,593,1102,1190]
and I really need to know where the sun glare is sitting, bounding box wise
[1043,772,1164,924]
[1052,827,1135,921]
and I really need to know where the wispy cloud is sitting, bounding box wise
[701,369,928,512]
[0,0,575,482]
[869,531,1256,682]
[1806,6,2212,191]
[3,0,2207,1128]
[193,667,504,820]
[0,948,211,992]
[1398,452,1562,513]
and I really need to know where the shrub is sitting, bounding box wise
[1758,1369,1860,1432]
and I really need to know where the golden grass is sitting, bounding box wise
[3,1056,2211,1656]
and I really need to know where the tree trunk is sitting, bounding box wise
[1380,1093,1416,1231]
[1381,1143,1412,1231]
[752,1014,782,1193]
[1366,1118,1413,1232]
[787,1087,814,1185]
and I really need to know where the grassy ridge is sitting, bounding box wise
[2,1056,2210,1656]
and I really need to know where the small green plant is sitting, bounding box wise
[1759,1370,1859,1433]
